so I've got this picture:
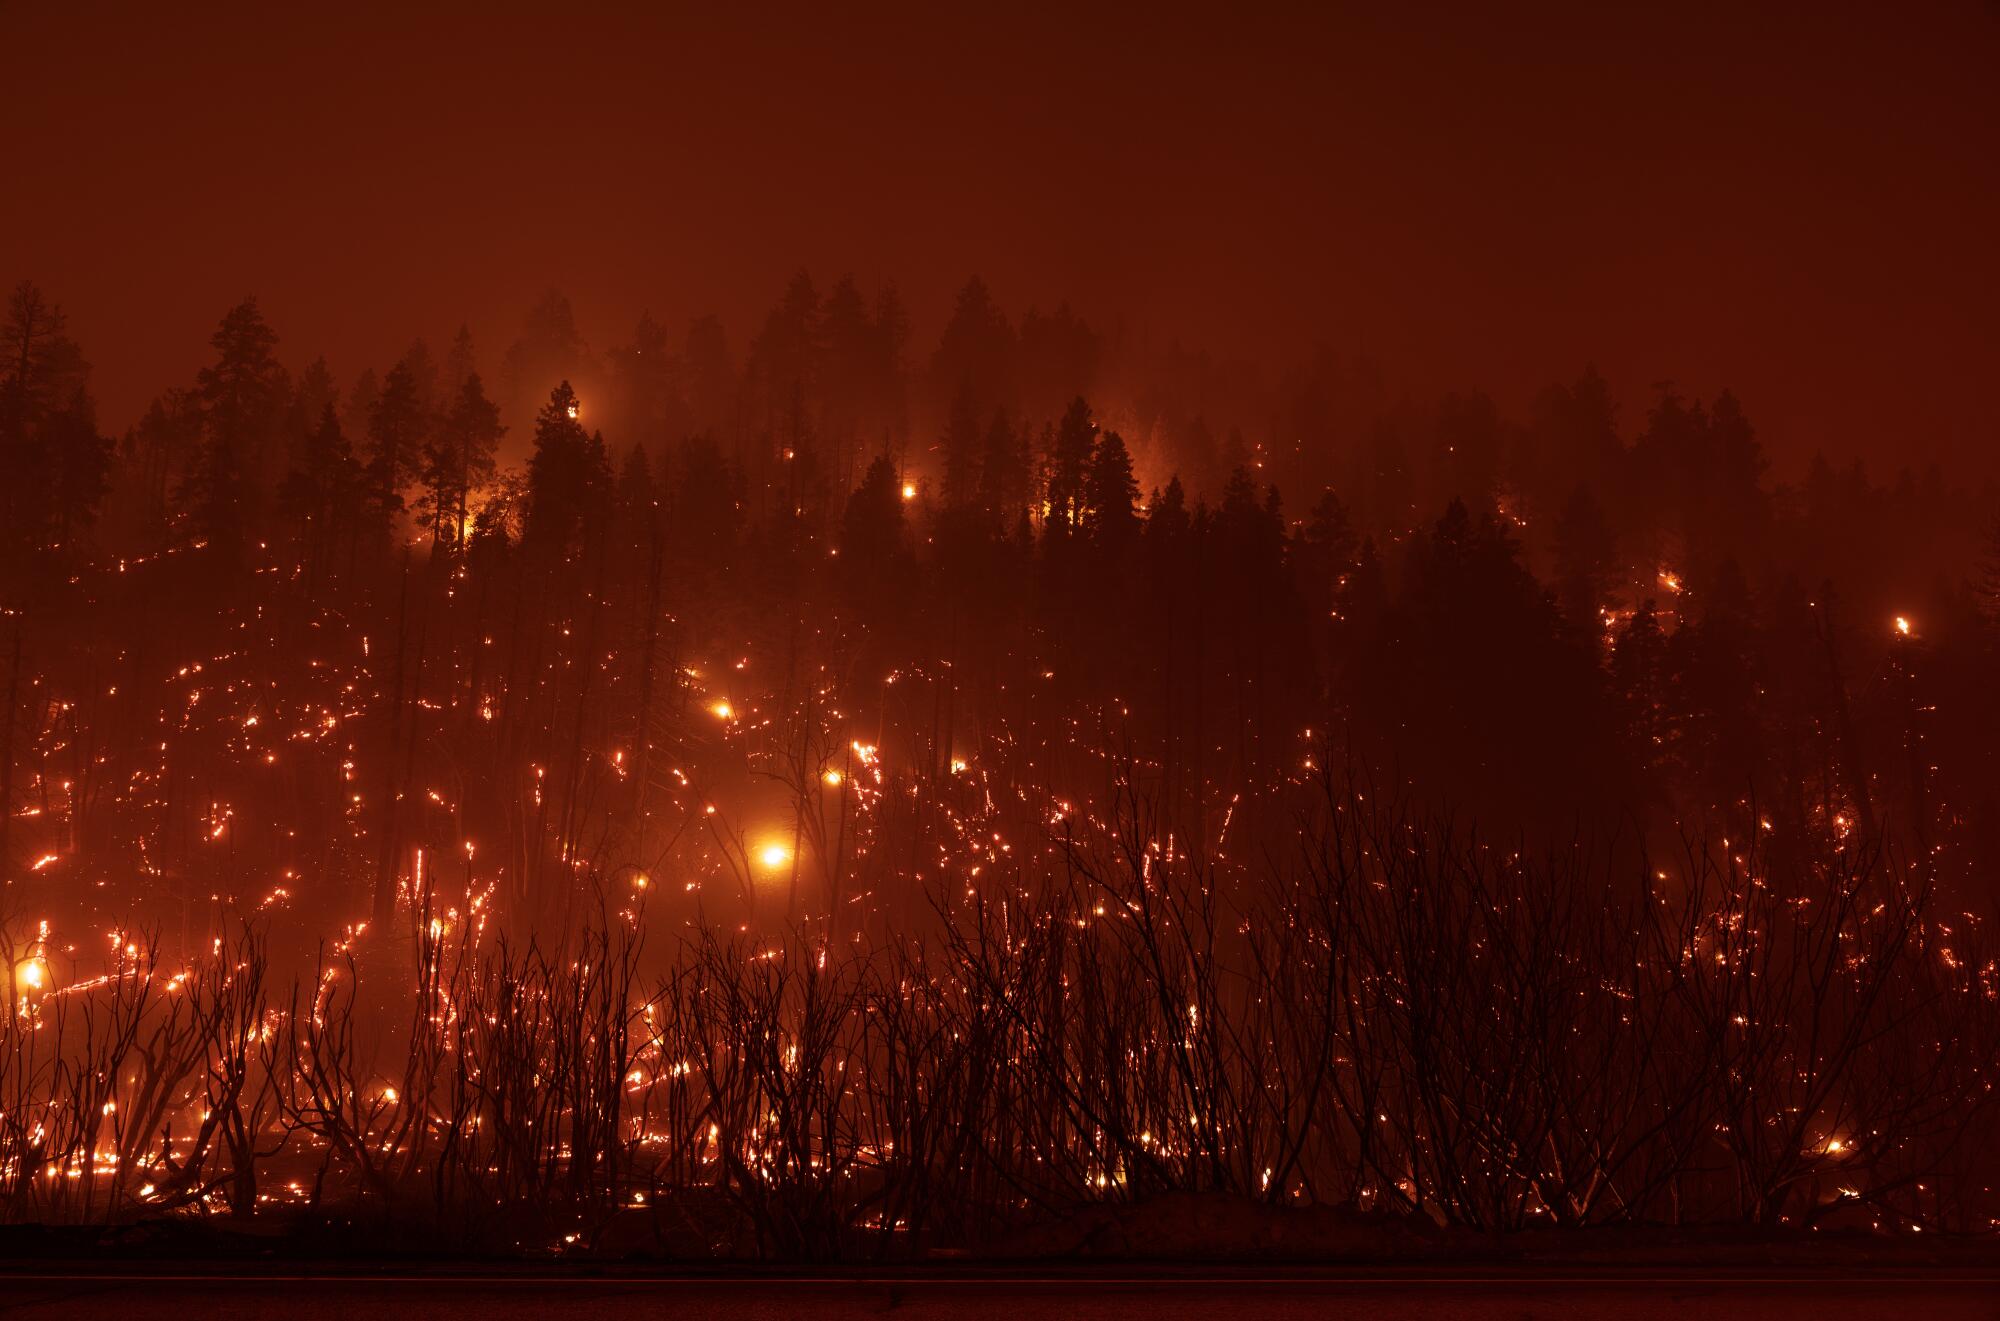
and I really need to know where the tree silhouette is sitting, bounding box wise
[1553,483,1617,628]
[278,403,363,577]
[940,380,982,512]
[1044,396,1095,531]
[524,380,605,558]
[0,284,103,575]
[187,299,285,558]
[363,357,425,529]
[419,371,504,548]
[1082,429,1139,547]
[975,405,1027,530]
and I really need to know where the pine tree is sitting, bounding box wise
[819,276,872,468]
[1297,489,1359,632]
[46,387,110,551]
[839,454,911,624]
[1553,484,1617,627]
[1303,490,1357,574]
[179,425,246,557]
[1082,429,1139,546]
[842,454,903,562]
[0,283,86,431]
[419,371,504,547]
[443,324,478,398]
[342,367,379,445]
[287,357,339,473]
[123,389,203,542]
[503,290,589,421]
[976,406,1026,528]
[1045,396,1096,530]
[941,379,982,511]
[0,284,98,569]
[525,381,595,558]
[929,276,1013,416]
[616,442,660,560]
[364,358,425,527]
[188,299,286,557]
[1611,598,1669,772]
[746,271,820,448]
[278,403,363,571]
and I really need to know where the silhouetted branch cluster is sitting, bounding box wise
[0,785,1990,1254]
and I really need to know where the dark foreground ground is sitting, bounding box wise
[0,1267,1994,1319]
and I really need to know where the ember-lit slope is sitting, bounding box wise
[1,0,1996,1267]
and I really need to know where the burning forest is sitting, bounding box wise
[0,276,1995,1260]
[3,5,2000,1290]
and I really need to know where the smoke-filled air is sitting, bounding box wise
[3,1,1999,1274]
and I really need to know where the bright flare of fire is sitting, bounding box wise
[14,956,50,993]
[756,841,794,872]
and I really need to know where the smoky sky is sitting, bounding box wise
[4,0,1996,475]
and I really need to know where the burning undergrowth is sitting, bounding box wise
[0,790,1992,1260]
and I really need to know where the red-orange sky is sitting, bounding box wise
[3,1,1996,475]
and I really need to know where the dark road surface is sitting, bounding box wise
[0,1270,1993,1319]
